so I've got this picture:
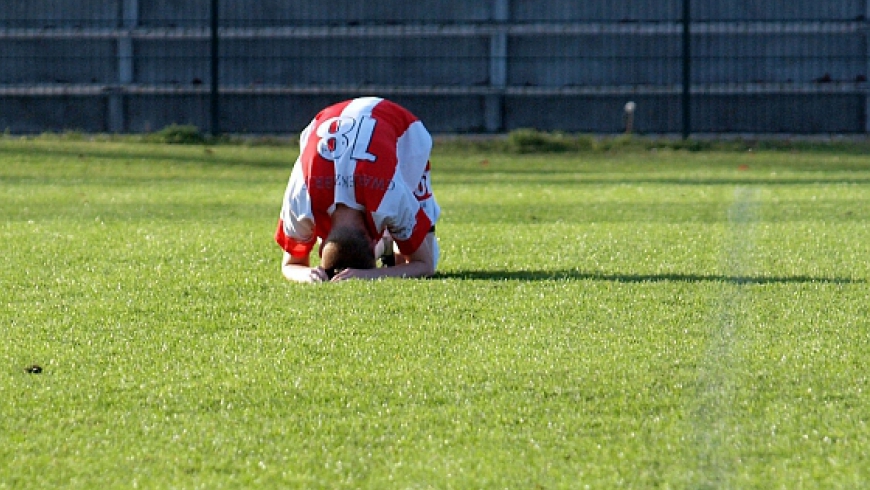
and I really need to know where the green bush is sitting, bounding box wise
[149,124,207,145]
[507,128,594,153]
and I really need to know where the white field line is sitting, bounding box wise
[689,186,760,487]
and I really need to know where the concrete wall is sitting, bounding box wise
[1,0,868,134]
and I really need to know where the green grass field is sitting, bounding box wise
[2,137,869,489]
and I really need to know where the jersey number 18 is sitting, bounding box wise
[316,116,378,163]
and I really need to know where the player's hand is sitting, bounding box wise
[330,268,380,281]
[310,267,329,283]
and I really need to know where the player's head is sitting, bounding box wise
[321,225,376,278]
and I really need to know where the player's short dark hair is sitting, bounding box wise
[321,226,376,278]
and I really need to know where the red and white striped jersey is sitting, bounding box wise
[275,97,440,258]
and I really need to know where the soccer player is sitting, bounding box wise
[275,97,440,282]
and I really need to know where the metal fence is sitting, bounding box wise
[1,0,868,135]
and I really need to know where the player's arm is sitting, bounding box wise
[281,251,329,283]
[381,232,436,278]
[331,233,435,281]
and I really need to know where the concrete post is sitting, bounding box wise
[485,0,509,133]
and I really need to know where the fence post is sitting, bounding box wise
[210,0,220,136]
[681,0,691,138]
[865,0,870,133]
[109,0,137,133]
[485,0,509,133]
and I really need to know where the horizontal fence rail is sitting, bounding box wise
[1,0,869,135]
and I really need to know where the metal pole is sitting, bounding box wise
[681,0,691,139]
[210,0,220,136]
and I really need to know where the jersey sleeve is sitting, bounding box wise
[395,120,432,190]
[370,180,433,256]
[275,158,317,257]
[367,117,436,256]
[390,208,434,256]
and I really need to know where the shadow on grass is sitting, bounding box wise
[435,269,865,284]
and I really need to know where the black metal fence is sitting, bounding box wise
[1,0,868,135]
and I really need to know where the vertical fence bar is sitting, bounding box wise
[681,0,691,138]
[109,0,137,133]
[486,0,510,133]
[866,0,870,133]
[210,0,220,136]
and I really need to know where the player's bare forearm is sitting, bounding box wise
[330,261,432,281]
[282,264,328,283]
[281,252,328,283]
